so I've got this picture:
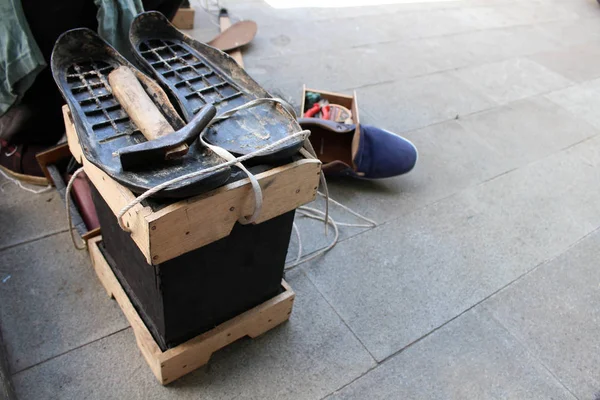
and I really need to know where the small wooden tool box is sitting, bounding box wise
[63,106,321,383]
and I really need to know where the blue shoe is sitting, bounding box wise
[298,118,418,179]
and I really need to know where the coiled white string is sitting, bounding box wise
[285,192,377,269]
[0,167,52,194]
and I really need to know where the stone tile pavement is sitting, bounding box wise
[3,0,600,398]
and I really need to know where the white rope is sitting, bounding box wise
[319,192,378,227]
[116,97,306,231]
[291,222,303,266]
[203,142,263,224]
[0,167,52,194]
[65,167,87,250]
[285,206,338,268]
[117,129,309,230]
[284,193,377,269]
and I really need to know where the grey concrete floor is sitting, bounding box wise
[3,0,600,398]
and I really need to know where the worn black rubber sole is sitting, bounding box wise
[51,28,231,198]
[130,11,304,164]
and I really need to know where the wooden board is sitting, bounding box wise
[35,143,72,183]
[220,13,244,67]
[88,236,295,385]
[172,7,195,30]
[63,105,321,264]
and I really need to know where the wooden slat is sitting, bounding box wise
[220,13,244,67]
[35,143,72,183]
[63,105,320,265]
[147,158,320,263]
[63,107,84,164]
[63,106,153,262]
[88,236,163,379]
[88,236,295,385]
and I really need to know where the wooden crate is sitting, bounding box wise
[88,236,295,385]
[63,105,321,264]
[300,85,360,127]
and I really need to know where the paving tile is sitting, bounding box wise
[305,134,600,361]
[372,8,485,41]
[327,308,576,400]
[456,96,598,166]
[541,0,600,18]
[545,78,600,129]
[324,118,506,223]
[483,229,600,400]
[12,269,376,400]
[246,24,562,94]
[0,181,66,250]
[244,16,390,58]
[464,1,580,29]
[358,72,495,134]
[536,17,600,47]
[443,25,563,66]
[244,43,398,95]
[529,41,600,82]
[0,232,128,373]
[286,195,376,266]
[327,97,599,224]
[452,58,573,105]
[227,1,381,27]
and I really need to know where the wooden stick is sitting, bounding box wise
[219,11,244,67]
[108,66,188,158]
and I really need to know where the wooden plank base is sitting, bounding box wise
[88,236,295,385]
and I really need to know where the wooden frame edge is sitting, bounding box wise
[88,236,295,385]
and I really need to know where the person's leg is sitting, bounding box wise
[1,0,183,182]
[14,0,99,146]
[143,0,185,21]
[0,0,99,182]
[10,0,182,146]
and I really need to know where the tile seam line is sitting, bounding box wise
[331,59,591,133]
[299,268,378,364]
[289,121,600,272]
[0,229,70,252]
[339,55,585,100]
[9,327,131,377]
[346,223,600,382]
[256,45,591,102]
[484,311,581,400]
[239,0,524,30]
[375,128,600,230]
[246,11,589,63]
[318,362,381,400]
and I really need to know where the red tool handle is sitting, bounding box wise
[321,105,330,120]
[304,103,321,118]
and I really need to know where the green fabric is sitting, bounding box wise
[95,0,144,59]
[0,0,46,116]
[0,0,143,117]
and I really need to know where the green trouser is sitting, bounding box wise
[0,0,144,143]
[0,0,45,118]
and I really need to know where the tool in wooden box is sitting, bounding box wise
[129,11,305,163]
[51,28,230,198]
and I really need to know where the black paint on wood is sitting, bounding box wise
[91,185,294,350]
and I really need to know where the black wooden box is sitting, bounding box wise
[91,185,294,350]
